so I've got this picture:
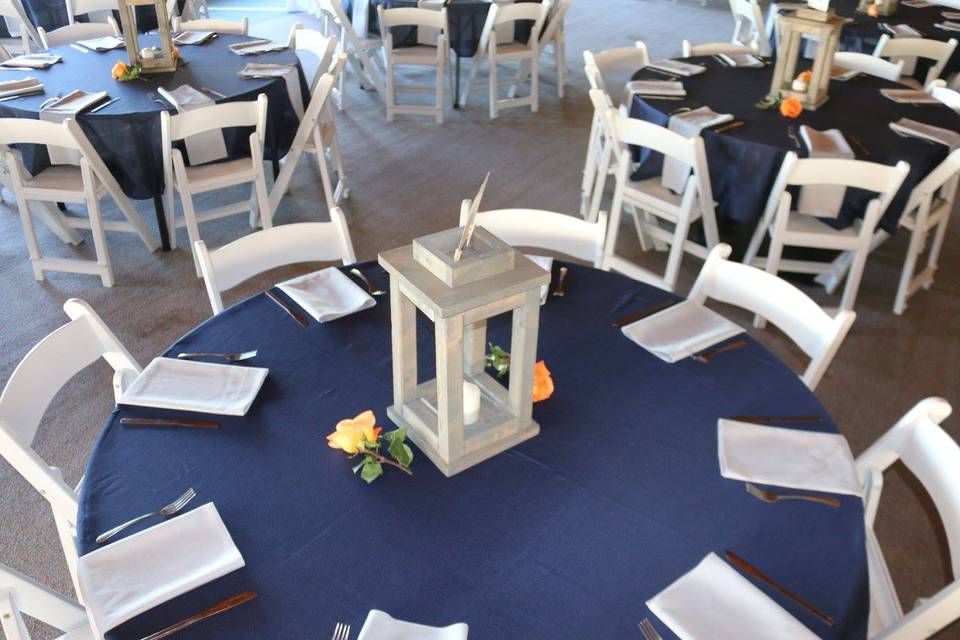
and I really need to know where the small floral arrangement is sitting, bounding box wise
[868,2,880,16]
[327,410,413,483]
[791,70,813,92]
[111,60,142,81]
[779,96,803,118]
[484,343,554,403]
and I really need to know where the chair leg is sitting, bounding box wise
[581,115,601,217]
[436,57,444,125]
[462,57,480,106]
[742,215,770,267]
[894,220,926,315]
[489,58,498,119]
[756,223,787,329]
[32,201,83,245]
[839,245,869,312]
[924,215,949,288]
[178,189,204,277]
[588,141,613,224]
[603,174,627,268]
[315,129,337,211]
[555,37,566,99]
[508,58,530,98]
[662,213,689,291]
[85,191,114,287]
[700,204,720,249]
[385,58,395,123]
[253,171,272,231]
[328,121,348,200]
[14,193,45,281]
[530,53,539,113]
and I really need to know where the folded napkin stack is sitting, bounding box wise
[173,30,216,45]
[718,52,764,67]
[239,62,304,119]
[880,22,924,37]
[0,76,43,98]
[647,59,707,77]
[880,88,941,104]
[158,85,229,165]
[357,610,469,640]
[662,106,733,192]
[717,418,862,495]
[0,53,62,68]
[40,90,110,164]
[276,267,376,323]
[626,79,686,97]
[830,64,860,81]
[647,553,819,639]
[119,357,269,416]
[943,11,960,19]
[76,35,125,51]
[935,20,960,31]
[890,117,960,149]
[77,503,245,635]
[229,38,288,55]
[621,300,744,363]
[797,126,854,218]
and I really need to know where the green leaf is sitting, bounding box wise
[389,439,414,467]
[384,428,406,446]
[485,343,511,378]
[360,459,383,483]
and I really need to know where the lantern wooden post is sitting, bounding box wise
[117,0,177,73]
[769,10,844,110]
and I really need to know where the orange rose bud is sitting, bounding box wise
[797,70,813,83]
[868,3,879,16]
[111,60,127,80]
[779,96,803,118]
[532,360,554,403]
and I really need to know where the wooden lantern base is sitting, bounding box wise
[779,86,829,110]
[139,57,178,74]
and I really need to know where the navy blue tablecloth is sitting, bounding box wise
[0,34,307,200]
[77,262,868,639]
[630,57,959,234]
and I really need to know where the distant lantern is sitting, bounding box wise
[769,5,844,110]
[117,0,177,73]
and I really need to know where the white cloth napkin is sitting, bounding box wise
[0,53,61,68]
[76,35,125,51]
[647,59,707,77]
[525,254,553,304]
[717,419,862,495]
[158,85,229,165]
[357,610,469,640]
[935,20,960,31]
[621,300,744,363]
[881,22,924,37]
[173,30,215,45]
[0,75,42,98]
[228,38,288,55]
[416,0,446,46]
[626,79,686,97]
[797,126,854,218]
[662,107,732,192]
[77,503,245,634]
[277,267,376,323]
[943,11,960,18]
[890,117,960,148]
[119,357,269,416]
[40,90,109,165]
[239,62,304,119]
[718,52,764,67]
[647,553,819,640]
[880,88,942,104]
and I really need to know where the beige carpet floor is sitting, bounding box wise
[1,0,958,637]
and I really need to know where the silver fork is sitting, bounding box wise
[96,488,196,544]
[177,350,258,362]
[349,268,384,296]
[331,622,351,640]
[639,618,662,640]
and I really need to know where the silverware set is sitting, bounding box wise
[350,267,385,296]
[332,622,351,639]
[746,482,841,507]
[552,266,569,297]
[691,339,746,363]
[177,350,258,362]
[96,487,196,544]
[638,617,663,640]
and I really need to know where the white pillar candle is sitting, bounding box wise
[463,381,481,425]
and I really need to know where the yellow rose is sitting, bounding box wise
[326,410,382,454]
[111,60,128,80]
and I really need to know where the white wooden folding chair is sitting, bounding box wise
[378,5,449,124]
[742,152,909,315]
[0,299,141,595]
[65,0,117,25]
[0,0,40,54]
[834,51,904,81]
[681,40,758,57]
[581,81,620,222]
[461,1,549,118]
[161,94,272,276]
[316,0,385,98]
[728,0,771,56]
[459,206,607,267]
[599,108,719,292]
[310,0,352,109]
[171,16,247,34]
[930,81,960,110]
[38,17,118,48]
[195,212,357,314]
[689,244,855,390]
[857,397,960,639]
[873,34,958,89]
[508,0,575,99]
[0,562,92,640]
[0,119,159,286]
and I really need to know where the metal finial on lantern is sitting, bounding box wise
[117,0,177,73]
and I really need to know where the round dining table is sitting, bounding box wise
[630,56,960,234]
[0,34,308,250]
[77,261,869,639]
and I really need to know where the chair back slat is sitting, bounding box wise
[379,6,446,29]
[166,95,266,141]
[0,118,80,151]
[39,18,117,48]
[172,16,247,34]
[610,110,698,167]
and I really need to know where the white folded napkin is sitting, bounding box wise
[718,419,862,495]
[525,254,553,304]
[830,64,860,81]
[0,53,62,68]
[277,267,376,323]
[890,117,960,149]
[647,553,819,640]
[881,22,924,37]
[880,88,942,104]
[627,79,686,97]
[935,20,960,31]
[0,75,42,98]
[621,300,744,363]
[647,59,707,77]
[416,0,446,46]
[902,0,932,6]
[718,52,764,67]
[943,11,960,19]
[119,357,269,416]
[77,503,245,634]
[158,84,229,165]
[357,610,469,640]
[239,62,304,119]
[797,126,854,218]
[662,106,733,192]
[229,38,288,55]
[40,90,109,165]
[76,35,125,51]
[173,30,216,45]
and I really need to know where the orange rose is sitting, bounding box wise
[172,45,181,60]
[779,96,803,118]
[867,2,879,16]
[326,410,382,454]
[797,70,813,83]
[111,60,128,80]
[532,361,554,403]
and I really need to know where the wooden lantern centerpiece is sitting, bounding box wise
[378,225,550,477]
[117,0,177,73]
[768,4,844,110]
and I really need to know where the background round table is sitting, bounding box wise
[0,35,308,248]
[77,261,869,640]
[630,57,960,234]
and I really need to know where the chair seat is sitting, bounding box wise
[898,77,923,90]
[781,213,860,244]
[392,44,441,63]
[25,165,89,193]
[493,42,535,59]
[184,157,255,191]
[624,176,686,215]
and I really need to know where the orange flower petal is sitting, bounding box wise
[532,360,554,403]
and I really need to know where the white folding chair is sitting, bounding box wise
[581,81,621,222]
[38,17,118,48]
[0,299,141,595]
[728,0,771,56]
[0,562,92,640]
[161,94,272,276]
[873,34,958,89]
[582,41,650,110]
[195,213,357,314]
[171,16,247,34]
[599,107,719,292]
[459,206,607,267]
[461,1,549,118]
[508,0,575,99]
[0,0,40,53]
[681,39,758,57]
[65,0,117,25]
[743,152,910,314]
[316,0,385,98]
[308,0,347,109]
[378,5,449,124]
[857,398,960,639]
[929,81,960,111]
[834,51,904,81]
[689,244,855,390]
[0,118,159,286]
